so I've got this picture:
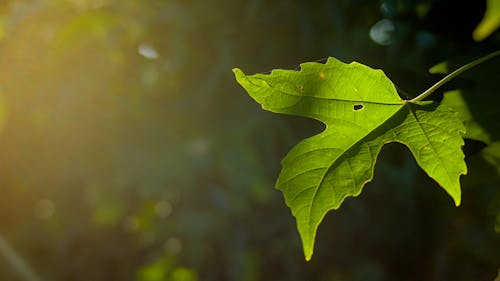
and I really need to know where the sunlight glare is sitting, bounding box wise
[138,43,159,60]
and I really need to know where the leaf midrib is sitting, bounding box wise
[304,104,407,239]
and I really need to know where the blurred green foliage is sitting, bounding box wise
[473,0,500,41]
[0,0,498,281]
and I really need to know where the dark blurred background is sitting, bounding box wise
[0,0,499,280]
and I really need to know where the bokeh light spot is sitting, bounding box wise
[138,43,159,60]
[171,267,198,281]
[155,200,173,218]
[123,216,139,233]
[369,19,395,45]
[415,30,436,49]
[188,137,211,156]
[164,237,182,255]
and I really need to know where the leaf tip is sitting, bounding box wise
[232,67,244,77]
[304,250,313,262]
[233,68,249,87]
[448,187,461,207]
[302,238,315,262]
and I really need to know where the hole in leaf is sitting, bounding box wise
[297,84,303,93]
[353,104,364,111]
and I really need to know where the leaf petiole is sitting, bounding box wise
[410,49,500,102]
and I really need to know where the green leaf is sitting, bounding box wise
[431,56,500,144]
[482,142,500,174]
[441,90,493,144]
[473,0,500,41]
[233,57,466,260]
[430,54,500,187]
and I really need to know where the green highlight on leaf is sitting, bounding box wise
[233,57,467,261]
